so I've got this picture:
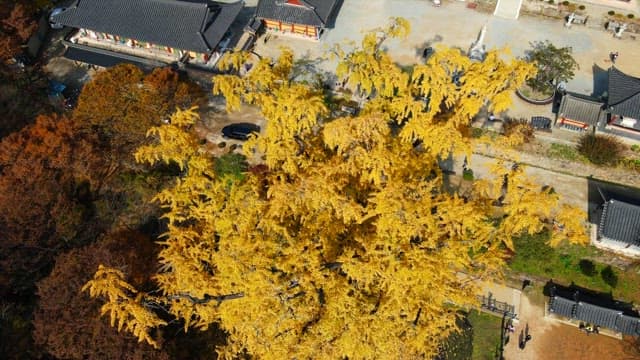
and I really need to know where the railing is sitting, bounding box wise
[477,293,517,319]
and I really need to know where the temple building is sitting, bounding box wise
[606,67,640,136]
[556,92,605,131]
[50,0,243,68]
[255,0,342,40]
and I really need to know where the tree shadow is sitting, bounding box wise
[591,63,609,100]
[586,177,640,224]
[414,34,444,58]
[291,52,333,86]
[544,280,638,316]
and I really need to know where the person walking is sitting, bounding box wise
[610,51,619,63]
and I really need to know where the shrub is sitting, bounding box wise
[502,118,535,143]
[631,144,640,152]
[601,265,618,288]
[577,133,624,165]
[608,10,615,16]
[214,153,248,181]
[548,0,554,4]
[562,0,569,5]
[578,259,597,276]
[628,13,635,19]
[578,5,585,10]
[462,169,474,181]
[471,127,487,139]
[620,158,640,172]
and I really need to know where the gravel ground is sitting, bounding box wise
[253,0,640,119]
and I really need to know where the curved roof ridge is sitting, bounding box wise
[608,66,640,106]
[51,0,242,53]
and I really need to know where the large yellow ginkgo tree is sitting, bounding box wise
[84,18,588,359]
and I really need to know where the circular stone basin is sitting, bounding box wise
[516,85,555,105]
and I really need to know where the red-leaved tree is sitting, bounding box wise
[33,229,170,360]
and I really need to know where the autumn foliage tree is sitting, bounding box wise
[0,1,49,137]
[85,19,589,359]
[33,229,169,360]
[0,3,37,61]
[0,65,203,296]
[0,66,53,138]
[72,64,206,163]
[0,114,110,297]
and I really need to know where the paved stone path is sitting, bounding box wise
[494,0,523,19]
[253,0,640,116]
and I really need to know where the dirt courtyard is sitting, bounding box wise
[539,325,639,360]
[503,290,640,360]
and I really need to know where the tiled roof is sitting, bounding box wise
[549,295,640,335]
[558,93,604,126]
[548,296,576,318]
[617,314,640,335]
[607,67,640,120]
[575,302,622,330]
[51,0,243,53]
[256,0,340,27]
[599,199,640,246]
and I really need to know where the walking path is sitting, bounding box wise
[454,151,591,210]
[494,0,524,19]
[477,280,523,322]
[254,0,640,95]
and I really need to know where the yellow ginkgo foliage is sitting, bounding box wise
[84,19,588,359]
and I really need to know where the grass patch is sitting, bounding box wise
[547,143,585,162]
[463,169,475,181]
[467,310,502,360]
[619,157,640,172]
[214,153,248,182]
[508,232,640,302]
[471,127,490,139]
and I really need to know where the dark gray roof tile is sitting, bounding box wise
[575,302,622,330]
[256,0,340,27]
[558,94,604,126]
[548,296,576,318]
[600,199,640,246]
[550,295,640,335]
[608,67,640,120]
[51,0,242,53]
[616,314,640,335]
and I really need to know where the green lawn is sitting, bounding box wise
[467,310,502,360]
[508,231,640,303]
[546,143,587,162]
